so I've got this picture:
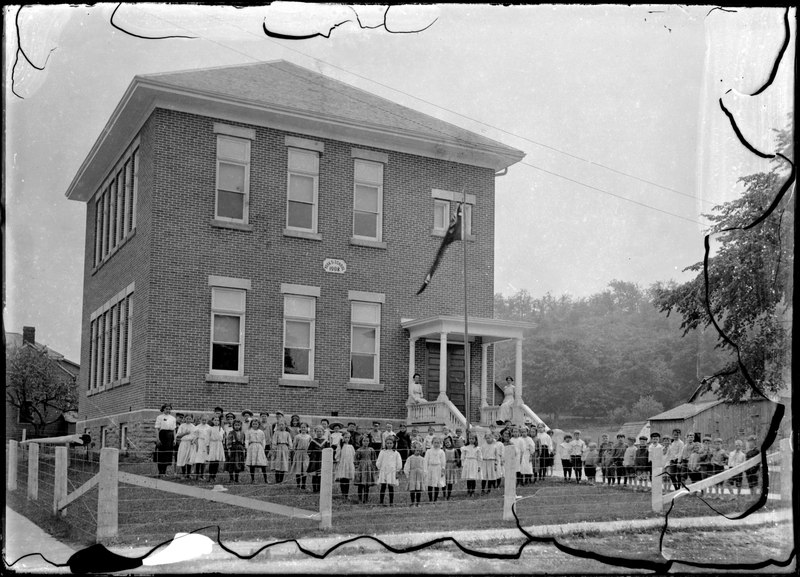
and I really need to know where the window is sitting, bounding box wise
[89,284,134,392]
[93,143,139,267]
[433,200,472,236]
[350,301,381,382]
[100,426,108,449]
[283,295,315,379]
[286,148,319,232]
[210,287,245,375]
[353,160,383,240]
[119,424,128,450]
[215,136,250,222]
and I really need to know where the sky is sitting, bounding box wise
[4,4,794,362]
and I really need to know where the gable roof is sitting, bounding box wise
[5,332,80,378]
[649,400,724,421]
[66,60,525,202]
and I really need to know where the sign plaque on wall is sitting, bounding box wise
[323,258,347,274]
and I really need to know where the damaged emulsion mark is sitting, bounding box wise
[750,7,791,97]
[263,5,437,40]
[11,4,58,99]
[110,2,197,40]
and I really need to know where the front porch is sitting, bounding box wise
[400,315,545,430]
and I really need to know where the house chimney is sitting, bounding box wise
[22,326,36,345]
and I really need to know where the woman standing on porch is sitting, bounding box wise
[497,377,515,424]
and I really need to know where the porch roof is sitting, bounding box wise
[400,315,534,343]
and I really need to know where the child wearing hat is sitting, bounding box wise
[634,436,649,490]
[558,433,573,482]
[570,430,586,483]
[744,435,760,496]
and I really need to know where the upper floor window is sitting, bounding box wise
[216,136,250,223]
[431,189,475,237]
[89,284,134,393]
[286,148,319,232]
[93,143,139,268]
[210,287,246,375]
[353,160,383,241]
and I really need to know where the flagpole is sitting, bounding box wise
[461,188,471,446]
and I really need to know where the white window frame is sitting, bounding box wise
[286,148,320,233]
[282,293,316,380]
[100,426,108,449]
[215,135,251,224]
[349,301,381,384]
[352,159,384,241]
[209,287,246,376]
[120,424,128,450]
[431,189,475,237]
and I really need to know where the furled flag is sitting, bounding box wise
[416,202,464,295]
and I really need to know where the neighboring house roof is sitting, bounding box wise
[5,332,80,378]
[66,60,526,202]
[616,421,649,439]
[649,400,725,421]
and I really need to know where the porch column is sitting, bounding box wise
[408,338,417,399]
[480,343,489,407]
[515,338,523,404]
[438,332,448,400]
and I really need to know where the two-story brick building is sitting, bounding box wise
[65,60,538,449]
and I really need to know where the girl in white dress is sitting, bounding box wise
[335,431,356,500]
[481,432,502,494]
[290,423,312,490]
[520,427,537,486]
[376,437,403,506]
[207,415,226,483]
[176,414,196,479]
[423,437,446,502]
[193,414,211,481]
[271,421,291,483]
[461,434,482,497]
[245,419,268,483]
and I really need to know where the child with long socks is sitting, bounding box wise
[245,418,268,483]
[424,437,446,502]
[354,435,377,503]
[335,431,355,500]
[271,421,291,484]
[176,414,196,479]
[461,434,482,497]
[290,423,312,490]
[481,432,501,494]
[225,419,245,483]
[442,436,459,500]
[207,415,226,483]
[404,442,426,506]
[307,426,329,493]
[376,437,402,506]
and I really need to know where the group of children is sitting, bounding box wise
[556,428,761,500]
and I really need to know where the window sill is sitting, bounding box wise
[211,219,253,232]
[91,229,137,275]
[431,230,475,242]
[87,376,130,396]
[205,374,249,384]
[346,381,385,391]
[283,228,322,241]
[279,378,319,388]
[350,238,387,249]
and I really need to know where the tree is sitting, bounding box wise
[6,344,78,436]
[653,120,794,401]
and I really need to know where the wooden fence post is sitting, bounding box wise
[53,446,68,516]
[7,440,18,491]
[503,444,518,521]
[319,448,333,530]
[97,448,119,544]
[651,448,663,512]
[27,443,39,501]
[780,438,792,506]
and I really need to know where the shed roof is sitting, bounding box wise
[649,400,724,421]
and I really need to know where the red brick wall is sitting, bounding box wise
[79,108,496,423]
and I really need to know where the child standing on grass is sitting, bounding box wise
[207,415,226,483]
[376,437,402,506]
[335,431,355,500]
[460,434,482,497]
[708,438,728,499]
[290,423,312,490]
[245,419,268,483]
[225,419,245,483]
[354,435,377,504]
[442,436,459,500]
[744,435,760,498]
[404,442,426,506]
[307,426,329,493]
[510,426,526,487]
[634,436,649,491]
[599,434,613,484]
[271,421,291,484]
[570,430,586,484]
[176,414,196,479]
[259,412,272,471]
[726,439,746,500]
[193,414,211,481]
[520,427,537,486]
[481,432,501,494]
[424,437,446,502]
[558,433,573,482]
[583,442,599,485]
[623,437,637,488]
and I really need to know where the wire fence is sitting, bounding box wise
[7,439,791,547]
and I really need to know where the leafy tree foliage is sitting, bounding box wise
[6,344,78,436]
[653,121,794,401]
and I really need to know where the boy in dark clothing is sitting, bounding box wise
[744,435,760,496]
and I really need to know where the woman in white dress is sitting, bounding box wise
[409,373,428,403]
[497,376,515,424]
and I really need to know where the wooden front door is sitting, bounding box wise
[425,342,466,414]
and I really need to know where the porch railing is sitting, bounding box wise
[407,398,466,431]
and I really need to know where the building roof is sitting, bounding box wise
[5,332,80,378]
[66,60,526,202]
[649,400,725,421]
[616,421,649,439]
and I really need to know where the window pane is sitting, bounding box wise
[288,201,313,229]
[464,204,472,235]
[219,162,245,192]
[212,343,239,371]
[354,212,377,238]
[354,185,378,212]
[288,174,314,203]
[284,348,309,375]
[285,295,314,318]
[285,320,310,348]
[288,149,318,173]
[212,288,245,311]
[355,160,382,183]
[351,354,375,380]
[434,202,448,230]
[213,315,240,343]
[217,190,244,220]
[352,326,376,353]
[218,138,247,161]
[351,302,380,324]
